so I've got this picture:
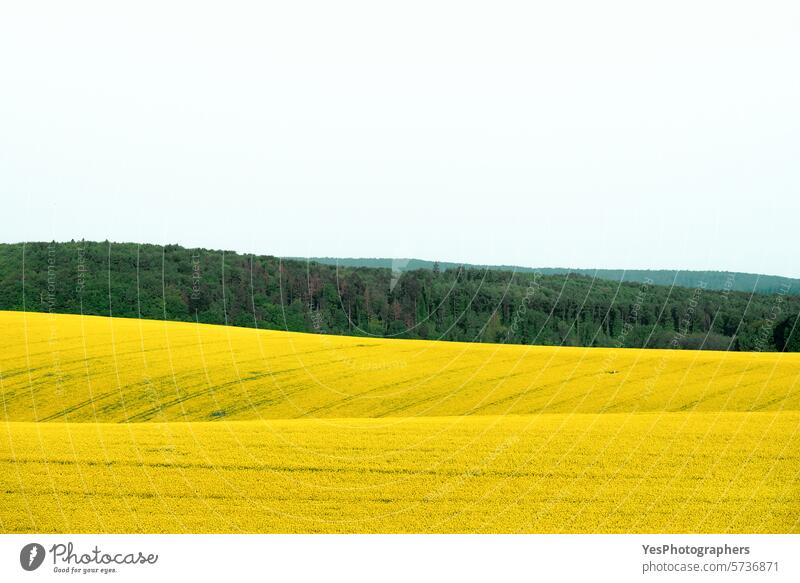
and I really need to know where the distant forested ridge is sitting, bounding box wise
[302,257,800,295]
[1,241,799,352]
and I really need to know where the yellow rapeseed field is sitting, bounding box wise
[1,310,799,532]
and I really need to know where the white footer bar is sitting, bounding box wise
[1,534,797,582]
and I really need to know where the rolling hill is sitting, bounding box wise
[2,311,799,423]
[1,311,798,533]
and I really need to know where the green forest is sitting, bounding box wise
[1,241,799,352]
[305,257,800,295]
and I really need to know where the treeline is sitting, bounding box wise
[306,257,800,295]
[1,241,799,352]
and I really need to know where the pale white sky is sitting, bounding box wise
[1,1,798,276]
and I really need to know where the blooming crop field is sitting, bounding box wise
[1,311,799,532]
